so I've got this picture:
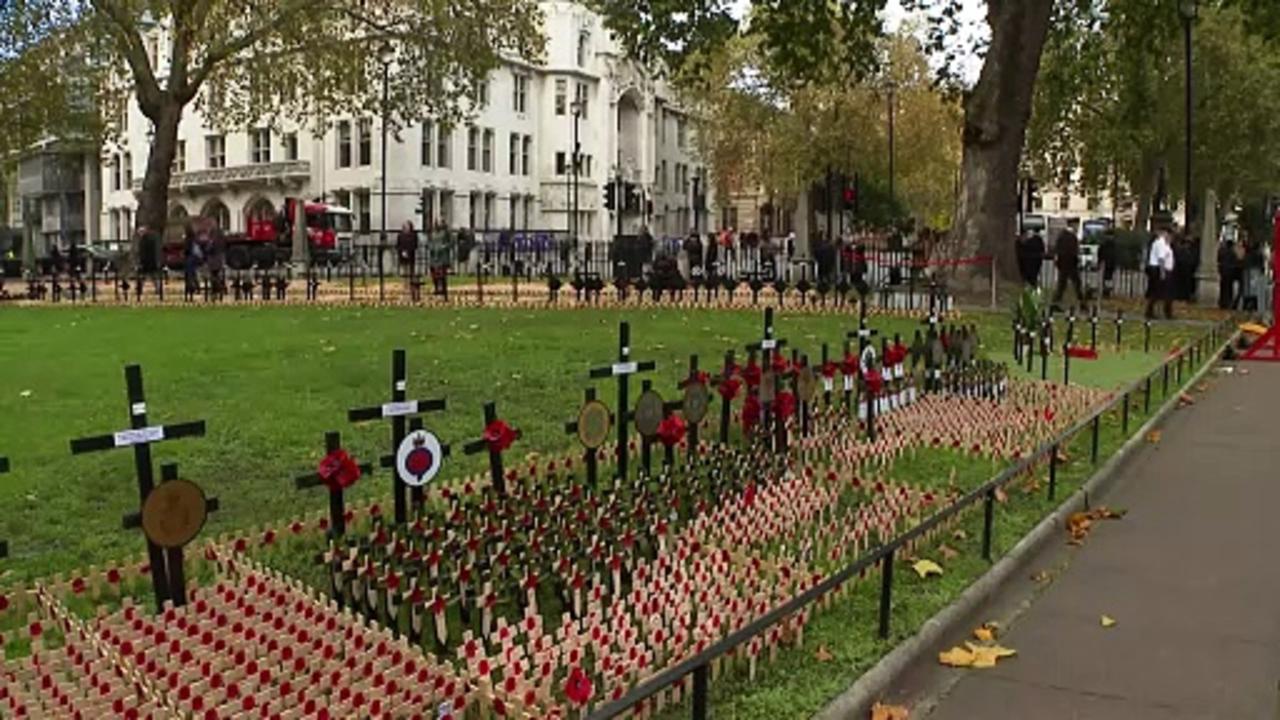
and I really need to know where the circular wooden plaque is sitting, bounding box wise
[577,400,612,449]
[683,382,711,424]
[634,390,665,438]
[141,480,208,549]
[797,366,818,403]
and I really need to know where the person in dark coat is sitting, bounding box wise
[683,230,704,274]
[1052,229,1082,308]
[1172,234,1197,301]
[1098,232,1118,298]
[1016,230,1045,288]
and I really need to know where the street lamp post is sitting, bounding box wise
[570,100,583,254]
[378,42,393,303]
[1180,0,1196,231]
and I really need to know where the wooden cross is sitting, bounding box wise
[69,365,206,611]
[588,322,657,482]
[347,349,446,524]
[295,431,373,538]
[462,401,520,497]
[122,462,219,608]
[676,355,704,460]
[711,351,737,444]
[0,455,8,559]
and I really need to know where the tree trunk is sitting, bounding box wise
[952,0,1055,284]
[132,101,183,267]
[1133,153,1164,233]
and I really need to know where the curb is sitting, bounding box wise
[814,332,1239,720]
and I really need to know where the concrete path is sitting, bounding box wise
[895,362,1280,719]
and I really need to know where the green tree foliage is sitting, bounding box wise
[0,0,545,251]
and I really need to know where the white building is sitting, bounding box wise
[99,1,713,249]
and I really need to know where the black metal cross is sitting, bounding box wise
[463,401,520,497]
[746,307,788,449]
[1090,304,1100,351]
[677,354,703,459]
[711,351,736,444]
[849,301,879,357]
[348,349,446,525]
[563,387,611,488]
[588,322,657,482]
[122,463,219,608]
[0,455,8,559]
[295,431,373,538]
[70,365,205,611]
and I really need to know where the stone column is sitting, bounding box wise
[1196,189,1219,305]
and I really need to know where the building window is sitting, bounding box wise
[509,133,519,175]
[437,124,451,168]
[659,160,668,191]
[508,195,519,229]
[522,136,532,176]
[337,121,352,168]
[467,127,479,171]
[555,152,567,175]
[1087,196,1100,212]
[205,135,225,169]
[355,188,371,233]
[173,140,186,174]
[111,155,122,190]
[476,79,489,109]
[440,190,454,227]
[283,133,298,161]
[523,196,533,230]
[482,129,494,173]
[358,119,372,166]
[469,191,481,228]
[555,79,567,116]
[574,83,589,119]
[676,117,686,149]
[123,153,132,186]
[658,107,666,144]
[251,128,272,164]
[484,193,494,231]
[421,189,435,228]
[1032,196,1044,211]
[421,121,433,166]
[579,154,592,179]
[512,74,528,114]
[577,31,590,67]
[1058,194,1070,211]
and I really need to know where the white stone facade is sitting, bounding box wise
[98,1,714,247]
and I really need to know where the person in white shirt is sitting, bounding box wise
[1146,230,1176,319]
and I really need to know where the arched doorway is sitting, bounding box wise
[201,199,231,231]
[243,196,277,242]
[617,90,643,177]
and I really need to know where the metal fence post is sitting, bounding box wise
[1048,444,1058,501]
[878,550,895,640]
[1177,352,1184,384]
[1144,376,1152,414]
[982,488,995,562]
[692,664,709,720]
[1162,363,1169,397]
[1122,391,1130,435]
[1091,415,1101,464]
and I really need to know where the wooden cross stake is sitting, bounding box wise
[347,349,446,524]
[69,365,206,611]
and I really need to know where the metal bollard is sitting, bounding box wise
[982,487,996,562]
[878,550,895,640]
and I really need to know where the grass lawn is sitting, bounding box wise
[0,304,1195,586]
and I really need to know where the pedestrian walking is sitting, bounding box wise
[1146,229,1175,319]
[1052,228,1083,308]
[396,221,418,277]
[1017,230,1046,289]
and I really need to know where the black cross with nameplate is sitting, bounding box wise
[378,416,449,518]
[348,349,446,525]
[635,379,683,476]
[69,365,206,611]
[588,322,657,482]
[0,455,8,559]
[462,401,520,497]
[851,300,879,357]
[122,462,219,608]
[746,307,788,450]
[295,431,374,539]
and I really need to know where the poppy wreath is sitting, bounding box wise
[483,419,519,453]
[656,415,687,448]
[317,448,362,493]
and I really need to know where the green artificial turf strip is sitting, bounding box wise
[0,305,1189,583]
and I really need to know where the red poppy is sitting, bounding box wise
[770,354,790,375]
[841,353,860,377]
[821,361,838,379]
[1043,407,1056,423]
[717,377,742,401]
[106,568,122,584]
[483,419,518,453]
[656,415,687,448]
[864,370,884,396]
[0,595,8,612]
[742,395,762,433]
[694,370,710,386]
[317,448,361,493]
[71,577,86,594]
[775,391,797,419]
[564,666,594,706]
[742,360,763,388]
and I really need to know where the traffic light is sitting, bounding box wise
[624,183,640,213]
[604,181,616,211]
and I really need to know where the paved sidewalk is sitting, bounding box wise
[911,362,1280,719]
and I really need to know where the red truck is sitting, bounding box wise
[165,198,353,270]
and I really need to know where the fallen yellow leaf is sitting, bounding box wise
[1101,615,1117,628]
[870,701,911,720]
[994,486,1009,504]
[962,642,1017,668]
[1030,570,1052,583]
[939,645,976,667]
[1145,430,1162,445]
[973,624,997,643]
[815,644,834,663]
[912,559,944,579]
[952,528,968,541]
[938,544,960,561]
